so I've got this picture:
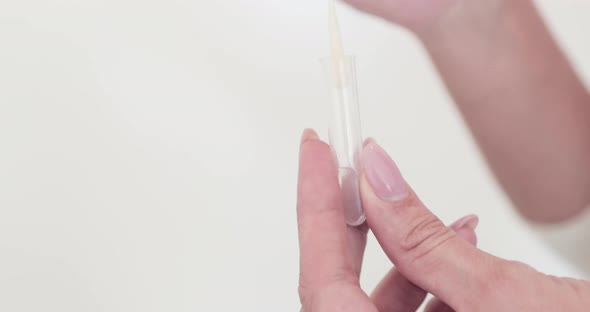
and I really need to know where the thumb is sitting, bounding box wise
[360,141,497,311]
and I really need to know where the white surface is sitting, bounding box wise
[1,1,589,311]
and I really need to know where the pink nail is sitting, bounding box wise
[300,129,318,144]
[450,215,479,231]
[362,137,376,147]
[362,142,408,201]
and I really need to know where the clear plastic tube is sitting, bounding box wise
[322,55,365,226]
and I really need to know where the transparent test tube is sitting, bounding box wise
[322,55,365,226]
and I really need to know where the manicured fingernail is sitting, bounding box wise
[362,142,408,201]
[450,215,479,231]
[301,129,318,144]
[363,137,376,147]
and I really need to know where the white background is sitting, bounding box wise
[1,0,590,311]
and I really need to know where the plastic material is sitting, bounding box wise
[322,55,366,226]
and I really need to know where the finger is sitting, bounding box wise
[341,0,395,22]
[371,269,425,312]
[448,214,479,246]
[424,298,455,312]
[421,215,480,312]
[360,141,495,311]
[343,137,375,276]
[370,215,479,312]
[297,129,357,297]
[347,223,368,276]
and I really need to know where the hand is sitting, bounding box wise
[341,0,459,33]
[297,129,590,311]
[341,0,505,37]
[340,0,590,223]
[297,129,477,312]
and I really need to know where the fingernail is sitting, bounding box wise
[301,129,318,144]
[363,137,375,147]
[362,142,408,201]
[450,215,479,231]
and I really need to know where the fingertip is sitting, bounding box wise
[359,173,421,224]
[449,215,479,246]
[450,215,479,232]
[296,130,359,291]
[299,129,332,174]
[454,227,478,247]
[361,141,410,202]
[362,137,375,147]
[298,130,333,177]
[301,128,319,145]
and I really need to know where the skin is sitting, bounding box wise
[297,1,590,309]
[343,0,590,222]
[297,129,590,311]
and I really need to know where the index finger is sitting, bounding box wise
[297,129,357,292]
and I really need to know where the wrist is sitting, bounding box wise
[411,0,510,46]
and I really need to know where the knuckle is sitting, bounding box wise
[298,270,359,310]
[486,260,534,300]
[382,191,421,214]
[298,272,311,305]
[298,284,310,308]
[399,213,455,263]
[490,261,521,288]
[553,277,590,303]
